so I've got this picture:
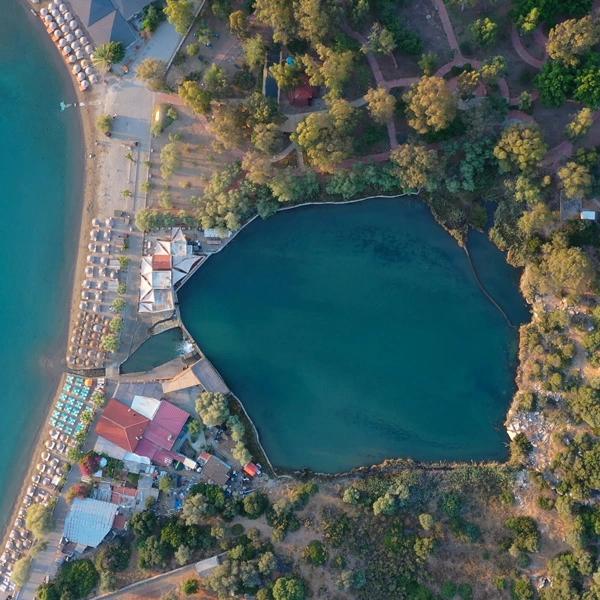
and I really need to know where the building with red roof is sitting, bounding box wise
[152,254,172,271]
[96,399,150,452]
[95,399,190,467]
[288,78,319,107]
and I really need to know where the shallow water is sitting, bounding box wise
[179,197,528,473]
[120,328,184,374]
[0,4,83,524]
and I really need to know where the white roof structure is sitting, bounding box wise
[131,395,161,419]
[63,498,118,548]
[139,228,201,314]
[204,228,232,239]
[581,210,597,220]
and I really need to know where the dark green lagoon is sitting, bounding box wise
[0,4,83,526]
[179,199,529,472]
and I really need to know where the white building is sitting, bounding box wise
[139,228,203,314]
[63,498,119,549]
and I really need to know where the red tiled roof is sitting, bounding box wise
[111,486,137,505]
[152,254,172,271]
[112,514,128,530]
[135,437,159,461]
[143,401,188,451]
[243,463,258,477]
[96,399,150,452]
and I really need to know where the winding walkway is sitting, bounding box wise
[511,25,545,69]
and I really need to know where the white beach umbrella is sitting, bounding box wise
[43,13,53,22]
[64,11,72,19]
[65,32,74,42]
[48,21,58,31]
[79,36,89,45]
[40,8,49,16]
[62,45,72,55]
[60,24,69,33]
[68,54,77,63]
[81,59,90,68]
[75,49,85,59]
[72,64,82,75]
[75,28,84,37]
[72,41,81,50]
[58,38,67,47]
[69,19,78,29]
[50,8,59,16]
[59,3,67,12]
[53,28,62,38]
[90,74,100,84]
[85,45,94,54]
[56,15,64,24]
[47,1,53,9]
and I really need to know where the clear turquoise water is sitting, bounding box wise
[120,328,184,374]
[0,3,83,525]
[179,199,529,473]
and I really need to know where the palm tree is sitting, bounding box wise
[92,41,125,72]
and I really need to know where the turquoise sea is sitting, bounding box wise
[0,3,83,528]
[179,199,530,473]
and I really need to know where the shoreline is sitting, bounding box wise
[170,193,522,476]
[0,0,99,572]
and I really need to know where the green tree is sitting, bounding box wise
[547,16,599,66]
[229,10,248,36]
[26,503,54,539]
[159,474,173,493]
[493,124,547,172]
[232,441,252,465]
[203,63,228,95]
[291,99,356,172]
[558,161,592,199]
[96,114,113,135]
[505,516,540,553]
[175,544,192,566]
[295,0,332,44]
[164,0,194,35]
[94,539,131,574]
[302,45,354,96]
[372,493,396,516]
[513,577,535,600]
[404,76,457,134]
[272,576,306,600]
[136,58,167,90]
[470,17,498,46]
[182,578,200,595]
[243,492,269,518]
[179,80,212,115]
[569,386,600,429]
[270,61,303,90]
[303,540,328,565]
[362,22,397,67]
[243,34,268,71]
[574,63,600,107]
[257,551,277,575]
[12,555,32,588]
[254,0,295,44]
[138,536,168,569]
[419,513,434,531]
[535,60,576,107]
[92,41,124,71]
[390,143,441,191]
[566,107,594,138]
[251,122,281,154]
[196,392,230,427]
[364,86,396,124]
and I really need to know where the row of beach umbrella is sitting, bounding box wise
[39,1,98,90]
